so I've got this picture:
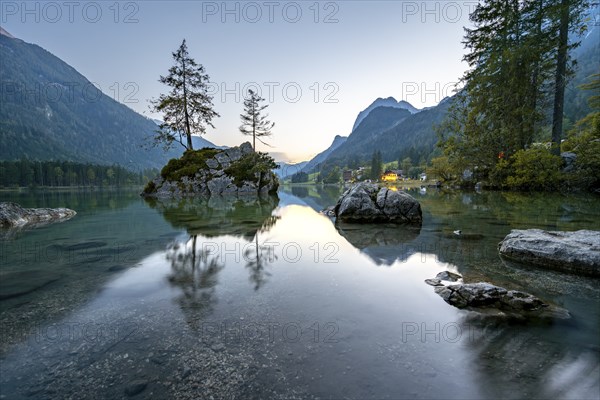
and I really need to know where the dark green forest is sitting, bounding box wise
[0,34,189,169]
[435,0,599,191]
[0,159,158,188]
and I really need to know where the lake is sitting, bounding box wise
[1,186,599,399]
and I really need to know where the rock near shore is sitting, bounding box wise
[334,183,422,224]
[0,202,76,228]
[498,229,600,277]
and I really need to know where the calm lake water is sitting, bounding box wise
[1,186,599,399]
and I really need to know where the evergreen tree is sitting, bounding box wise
[151,39,219,151]
[370,150,382,180]
[239,89,275,150]
[550,0,590,154]
[562,73,600,189]
[401,157,413,175]
[439,0,591,180]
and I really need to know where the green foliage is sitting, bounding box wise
[488,159,513,188]
[561,73,600,190]
[323,167,341,184]
[370,150,382,180]
[143,180,156,195]
[427,156,456,182]
[151,39,219,151]
[0,35,185,170]
[438,0,593,189]
[321,104,450,172]
[239,89,275,150]
[160,148,220,182]
[291,172,309,183]
[504,148,563,190]
[408,166,424,180]
[565,33,600,122]
[156,148,279,193]
[400,157,412,174]
[225,152,278,190]
[0,159,155,188]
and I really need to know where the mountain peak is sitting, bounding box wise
[0,27,15,38]
[300,134,348,174]
[352,97,419,132]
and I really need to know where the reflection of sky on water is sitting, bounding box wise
[0,188,598,399]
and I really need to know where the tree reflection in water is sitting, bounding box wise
[148,195,280,326]
[244,215,280,290]
[460,312,599,399]
[166,235,224,329]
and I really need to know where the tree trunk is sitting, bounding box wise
[551,0,570,156]
[191,235,197,270]
[252,102,256,151]
[527,0,544,147]
[182,58,194,151]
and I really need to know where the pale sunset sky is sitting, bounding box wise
[2,0,476,161]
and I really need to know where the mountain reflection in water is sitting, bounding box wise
[0,187,597,399]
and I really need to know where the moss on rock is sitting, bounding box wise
[160,148,220,182]
[142,143,279,198]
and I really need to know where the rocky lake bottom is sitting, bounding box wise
[0,187,599,399]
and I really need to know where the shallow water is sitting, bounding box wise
[0,187,599,399]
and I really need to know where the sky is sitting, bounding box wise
[1,0,477,162]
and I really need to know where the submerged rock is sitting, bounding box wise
[435,271,463,282]
[124,380,148,396]
[0,202,76,228]
[334,183,422,224]
[0,269,62,300]
[432,281,570,320]
[498,229,600,277]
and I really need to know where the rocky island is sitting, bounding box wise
[142,142,279,198]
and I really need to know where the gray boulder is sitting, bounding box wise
[561,152,577,172]
[205,158,219,170]
[334,183,422,224]
[498,229,600,276]
[225,147,242,162]
[434,282,570,319]
[214,152,231,169]
[207,176,237,196]
[0,202,76,228]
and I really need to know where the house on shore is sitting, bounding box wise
[381,170,398,182]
